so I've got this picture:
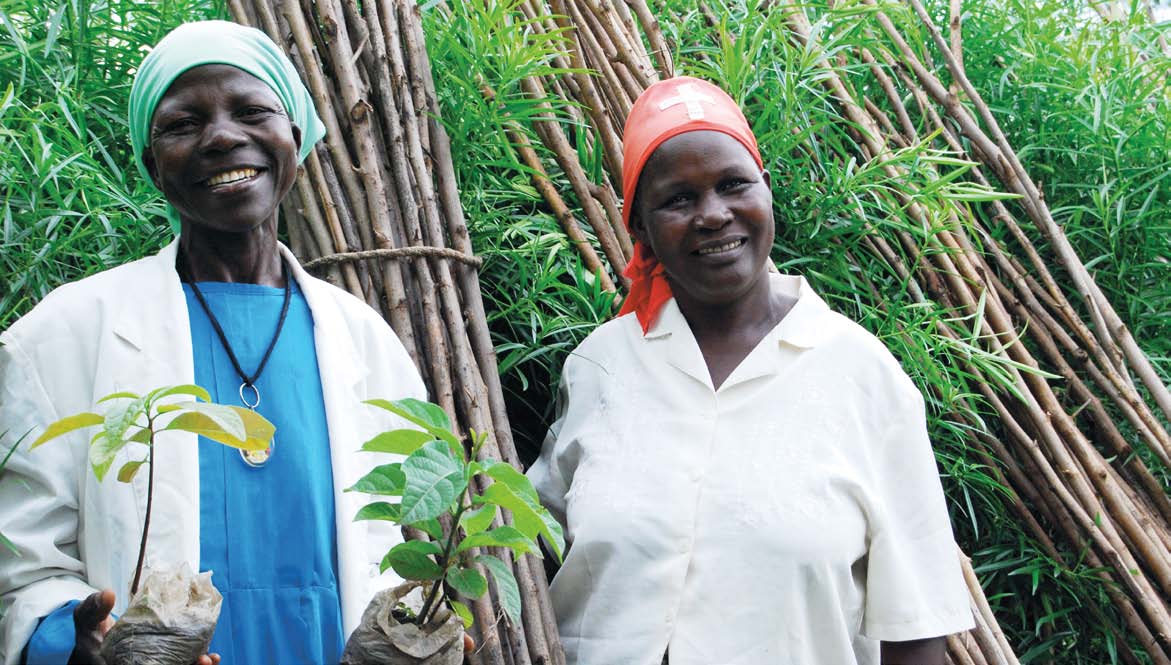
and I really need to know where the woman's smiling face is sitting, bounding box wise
[143,64,301,235]
[631,130,774,310]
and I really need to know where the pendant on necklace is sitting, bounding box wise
[239,383,274,468]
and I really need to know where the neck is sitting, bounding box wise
[178,222,285,286]
[673,270,781,342]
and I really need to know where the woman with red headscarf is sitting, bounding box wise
[528,77,974,665]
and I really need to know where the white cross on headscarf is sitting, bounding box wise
[657,82,716,120]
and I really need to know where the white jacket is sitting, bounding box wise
[0,240,425,664]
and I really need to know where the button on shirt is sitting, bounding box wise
[528,274,973,665]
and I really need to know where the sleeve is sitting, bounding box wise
[21,600,79,665]
[0,335,99,665]
[861,380,975,642]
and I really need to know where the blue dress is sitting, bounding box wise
[23,279,345,665]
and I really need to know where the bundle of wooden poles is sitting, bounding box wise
[473,1,1170,663]
[225,1,563,662]
[226,0,1171,663]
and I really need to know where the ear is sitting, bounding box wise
[761,168,772,189]
[291,124,303,153]
[142,149,162,189]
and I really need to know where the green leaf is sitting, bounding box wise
[399,441,466,525]
[147,384,211,405]
[29,412,103,449]
[417,518,445,540]
[449,600,474,629]
[476,555,521,624]
[360,429,436,456]
[354,501,401,522]
[365,399,462,456]
[457,525,539,557]
[96,391,139,404]
[459,504,497,536]
[347,463,405,496]
[482,459,539,503]
[166,402,246,443]
[381,540,443,580]
[446,566,488,599]
[116,459,146,483]
[0,530,17,557]
[102,396,148,450]
[476,483,564,562]
[89,433,123,482]
[366,398,451,431]
[162,408,268,451]
[127,428,151,444]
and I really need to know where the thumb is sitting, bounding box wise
[74,589,116,631]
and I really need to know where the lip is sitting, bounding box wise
[692,236,747,257]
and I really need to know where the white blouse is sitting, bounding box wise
[528,274,973,665]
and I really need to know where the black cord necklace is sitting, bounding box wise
[181,252,291,467]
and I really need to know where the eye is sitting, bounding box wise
[239,106,274,120]
[158,117,199,135]
[659,192,692,209]
[718,177,752,193]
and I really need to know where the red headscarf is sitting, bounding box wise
[619,76,764,332]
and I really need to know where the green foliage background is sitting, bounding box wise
[1,0,1167,661]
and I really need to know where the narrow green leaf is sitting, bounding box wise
[399,441,466,525]
[360,429,435,456]
[381,540,443,580]
[116,459,146,483]
[0,530,17,557]
[459,504,497,536]
[29,412,102,449]
[449,600,474,629]
[347,463,405,496]
[457,526,539,557]
[354,501,401,522]
[147,384,211,405]
[96,391,139,404]
[446,566,488,599]
[476,555,521,624]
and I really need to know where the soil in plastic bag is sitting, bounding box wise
[342,582,464,665]
[101,562,222,665]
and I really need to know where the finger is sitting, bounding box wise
[463,632,475,653]
[74,589,116,630]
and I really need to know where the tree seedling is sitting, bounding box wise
[348,398,564,628]
[30,384,274,595]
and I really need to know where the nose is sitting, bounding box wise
[693,191,733,230]
[199,115,247,153]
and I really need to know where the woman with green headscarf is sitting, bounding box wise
[0,21,425,664]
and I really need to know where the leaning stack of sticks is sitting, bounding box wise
[227,0,1171,663]
[226,1,564,663]
[481,1,1169,663]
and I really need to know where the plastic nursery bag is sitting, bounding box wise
[100,562,222,665]
[342,582,464,665]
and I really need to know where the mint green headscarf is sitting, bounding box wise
[128,20,326,231]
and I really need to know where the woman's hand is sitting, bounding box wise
[68,589,221,665]
[69,589,116,665]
